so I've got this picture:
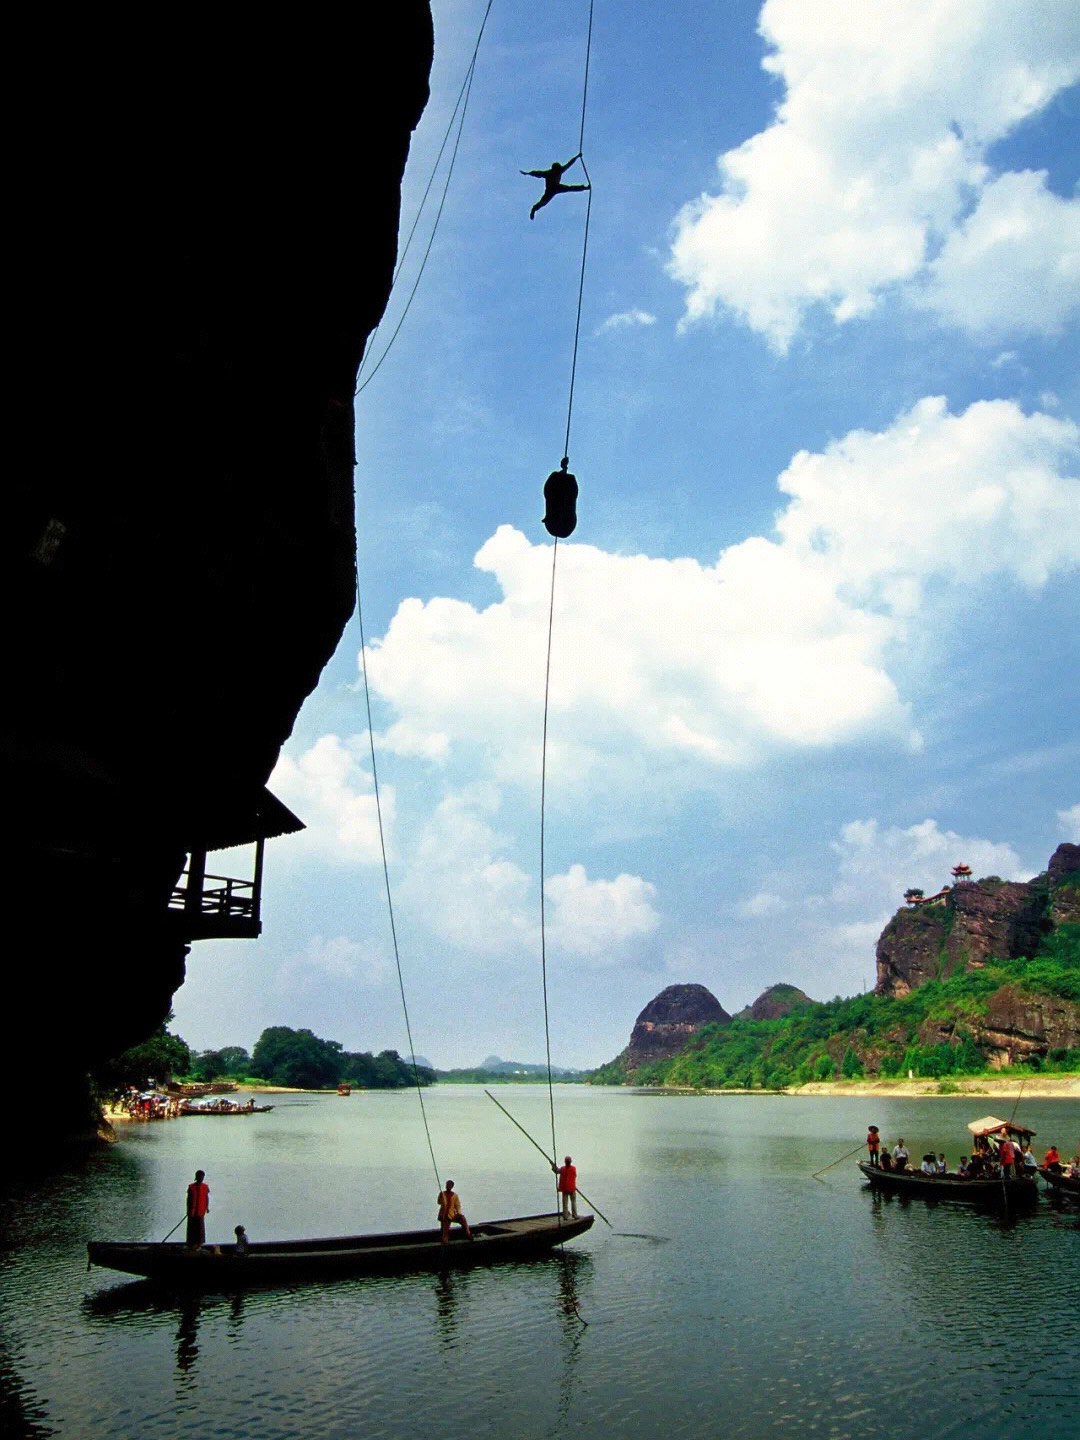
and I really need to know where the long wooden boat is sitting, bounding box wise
[1039,1167,1080,1200]
[857,1162,1038,1205]
[179,1102,274,1115]
[87,1212,594,1289]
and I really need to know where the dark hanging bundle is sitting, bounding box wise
[543,458,578,538]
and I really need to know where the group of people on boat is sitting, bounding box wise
[180,1097,261,1114]
[183,1155,582,1255]
[864,1125,1070,1181]
[111,1088,183,1120]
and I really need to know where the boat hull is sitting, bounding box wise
[1039,1167,1080,1200]
[179,1105,274,1115]
[857,1162,1038,1205]
[87,1212,594,1289]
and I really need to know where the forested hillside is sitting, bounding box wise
[591,923,1079,1090]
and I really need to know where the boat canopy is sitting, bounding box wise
[966,1115,1036,1140]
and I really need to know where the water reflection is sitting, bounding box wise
[431,1264,470,1349]
[865,1185,1043,1230]
[0,1344,55,1439]
[554,1251,588,1432]
[175,1296,202,1378]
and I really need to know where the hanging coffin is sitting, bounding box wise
[543,463,578,538]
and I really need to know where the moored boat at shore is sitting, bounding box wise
[179,1099,274,1115]
[87,1212,594,1289]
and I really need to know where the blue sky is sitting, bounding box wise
[173,0,1080,1069]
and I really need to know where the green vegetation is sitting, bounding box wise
[590,925,1080,1090]
[249,1027,433,1090]
[435,1066,586,1084]
[189,1046,252,1081]
[92,1023,192,1093]
[95,1024,434,1094]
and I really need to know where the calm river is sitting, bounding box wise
[2,1087,1077,1439]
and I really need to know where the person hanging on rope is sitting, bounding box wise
[521,153,590,220]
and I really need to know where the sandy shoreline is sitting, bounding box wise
[682,1075,1080,1099]
[105,1075,1080,1117]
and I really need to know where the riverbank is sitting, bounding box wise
[677,1074,1080,1099]
[789,1075,1079,1098]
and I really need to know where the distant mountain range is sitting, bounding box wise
[433,1054,586,1079]
[479,1054,582,1076]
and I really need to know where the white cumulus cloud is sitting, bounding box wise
[270,735,388,866]
[915,171,1080,336]
[669,0,1080,350]
[392,786,658,965]
[545,864,659,961]
[775,396,1080,601]
[276,935,390,996]
[596,309,657,334]
[363,397,1078,806]
[1058,803,1080,843]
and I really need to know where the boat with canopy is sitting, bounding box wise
[857,1115,1040,1205]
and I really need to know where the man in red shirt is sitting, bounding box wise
[554,1156,578,1219]
[998,1138,1016,1179]
[186,1169,210,1248]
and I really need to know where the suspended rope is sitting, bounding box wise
[537,0,596,1176]
[535,0,597,1211]
[355,0,495,396]
[356,587,441,1190]
[562,0,595,465]
[539,538,560,1175]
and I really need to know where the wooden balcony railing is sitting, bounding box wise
[168,869,260,939]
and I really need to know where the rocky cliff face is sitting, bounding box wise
[623,984,731,1074]
[919,984,1080,1067]
[876,844,1078,998]
[8,6,435,1139]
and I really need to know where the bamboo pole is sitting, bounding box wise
[484,1089,613,1227]
[812,1142,866,1181]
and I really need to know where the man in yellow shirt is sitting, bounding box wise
[437,1180,472,1243]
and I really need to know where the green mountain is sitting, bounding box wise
[590,846,1080,1089]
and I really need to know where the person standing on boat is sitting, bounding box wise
[998,1135,1017,1178]
[891,1139,909,1172]
[865,1126,881,1167]
[437,1180,472,1243]
[185,1169,210,1248]
[553,1156,578,1219]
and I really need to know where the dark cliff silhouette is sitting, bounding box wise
[7,6,435,1144]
